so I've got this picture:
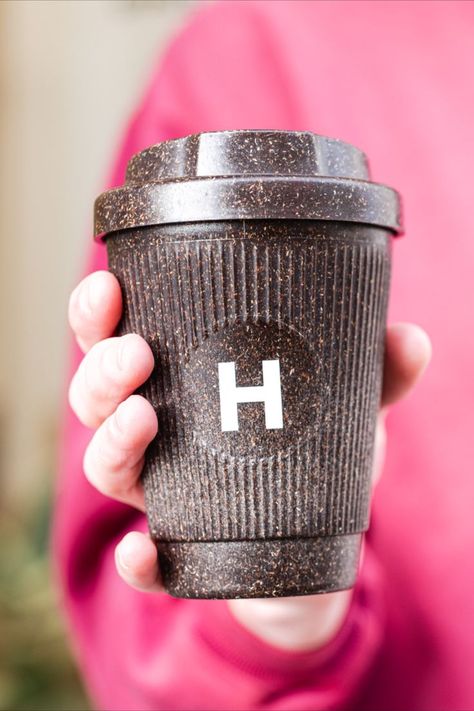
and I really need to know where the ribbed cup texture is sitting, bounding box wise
[107,220,391,544]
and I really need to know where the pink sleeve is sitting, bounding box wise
[54,3,387,709]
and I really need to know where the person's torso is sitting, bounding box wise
[186,2,474,706]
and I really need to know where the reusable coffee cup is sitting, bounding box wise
[95,130,402,599]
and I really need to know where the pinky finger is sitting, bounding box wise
[115,531,163,593]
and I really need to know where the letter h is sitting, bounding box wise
[218,359,283,432]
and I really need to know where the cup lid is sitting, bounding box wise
[94,130,402,239]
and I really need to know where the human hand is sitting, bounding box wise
[68,270,431,651]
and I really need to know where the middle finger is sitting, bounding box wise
[68,333,154,428]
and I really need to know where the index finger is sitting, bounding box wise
[68,270,123,353]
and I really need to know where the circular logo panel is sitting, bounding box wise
[181,322,327,458]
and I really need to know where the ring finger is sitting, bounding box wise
[83,394,158,510]
[68,333,155,428]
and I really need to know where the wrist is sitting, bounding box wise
[227,589,353,652]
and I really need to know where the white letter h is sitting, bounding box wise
[218,360,283,432]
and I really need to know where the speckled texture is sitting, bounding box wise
[106,220,391,596]
[158,534,362,599]
[95,130,402,238]
[97,131,400,599]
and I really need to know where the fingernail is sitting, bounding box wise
[116,546,131,571]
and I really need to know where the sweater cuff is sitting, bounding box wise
[192,542,385,687]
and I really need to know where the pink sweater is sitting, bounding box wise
[54,2,474,709]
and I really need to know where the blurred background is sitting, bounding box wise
[0,1,192,708]
[1,1,472,709]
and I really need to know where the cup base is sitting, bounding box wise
[157,534,362,599]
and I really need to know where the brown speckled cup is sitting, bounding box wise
[95,130,402,599]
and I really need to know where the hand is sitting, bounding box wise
[68,270,431,651]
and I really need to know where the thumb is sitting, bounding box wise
[381,323,432,407]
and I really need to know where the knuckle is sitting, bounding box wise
[68,372,96,428]
[83,418,141,499]
[83,439,123,498]
[96,436,127,477]
[83,340,123,404]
